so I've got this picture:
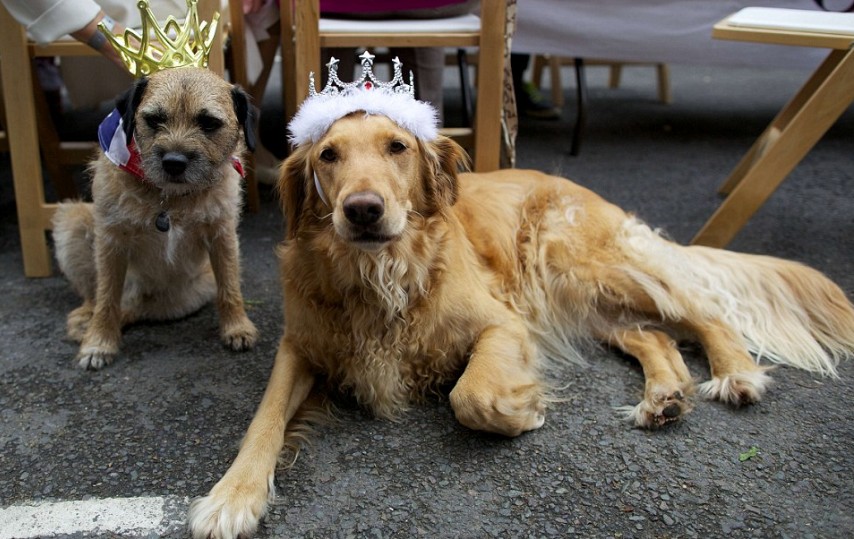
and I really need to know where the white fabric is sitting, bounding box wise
[2,0,200,109]
[1,0,100,43]
[0,0,185,44]
[513,0,830,70]
[319,13,481,33]
[288,88,439,147]
[728,7,854,35]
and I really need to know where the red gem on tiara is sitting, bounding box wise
[364,81,373,90]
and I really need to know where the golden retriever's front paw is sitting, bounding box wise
[618,386,693,429]
[188,478,271,539]
[450,381,546,437]
[76,346,116,370]
[221,318,259,352]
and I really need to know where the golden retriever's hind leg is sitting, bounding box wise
[449,324,545,437]
[687,319,773,406]
[605,328,694,428]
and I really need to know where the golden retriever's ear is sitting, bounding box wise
[421,136,470,215]
[278,145,311,241]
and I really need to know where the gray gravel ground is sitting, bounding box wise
[1,63,852,538]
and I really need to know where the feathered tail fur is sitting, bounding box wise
[618,218,854,377]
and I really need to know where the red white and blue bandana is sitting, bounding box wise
[97,108,245,181]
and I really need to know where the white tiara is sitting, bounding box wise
[288,51,439,147]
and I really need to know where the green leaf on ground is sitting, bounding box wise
[739,446,759,462]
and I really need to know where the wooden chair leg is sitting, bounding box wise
[692,47,854,248]
[224,0,261,213]
[716,49,845,197]
[531,54,546,89]
[471,0,505,172]
[608,63,622,88]
[1,4,55,276]
[656,63,672,104]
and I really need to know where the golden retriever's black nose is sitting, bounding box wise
[162,152,189,176]
[343,192,385,226]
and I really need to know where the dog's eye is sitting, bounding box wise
[197,114,224,133]
[389,140,407,154]
[143,112,167,130]
[319,148,337,162]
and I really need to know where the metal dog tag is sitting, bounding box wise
[155,211,170,232]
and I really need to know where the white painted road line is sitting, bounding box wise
[0,496,188,539]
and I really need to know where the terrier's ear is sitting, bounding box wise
[115,77,149,141]
[231,86,258,153]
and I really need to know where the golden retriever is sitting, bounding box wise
[188,112,854,538]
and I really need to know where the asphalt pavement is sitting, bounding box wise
[1,62,852,538]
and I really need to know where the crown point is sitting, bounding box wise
[359,51,376,65]
[101,0,219,77]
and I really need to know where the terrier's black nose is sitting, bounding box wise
[161,152,189,176]
[343,192,385,226]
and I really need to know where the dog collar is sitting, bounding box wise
[98,108,246,182]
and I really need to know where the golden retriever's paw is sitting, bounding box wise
[450,382,546,437]
[698,369,773,406]
[66,305,94,342]
[187,477,271,539]
[221,319,259,352]
[617,387,693,429]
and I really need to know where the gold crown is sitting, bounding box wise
[98,0,220,77]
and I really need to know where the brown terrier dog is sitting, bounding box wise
[52,67,258,369]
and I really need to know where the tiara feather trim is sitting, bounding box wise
[288,52,439,146]
[288,89,439,146]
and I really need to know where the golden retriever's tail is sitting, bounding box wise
[618,218,854,377]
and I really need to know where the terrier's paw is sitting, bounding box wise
[221,318,258,352]
[698,369,773,406]
[66,305,94,342]
[188,475,272,539]
[76,346,116,370]
[618,386,693,429]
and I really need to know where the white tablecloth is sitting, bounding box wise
[513,0,830,70]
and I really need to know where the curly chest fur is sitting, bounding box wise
[290,290,474,419]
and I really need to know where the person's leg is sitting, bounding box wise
[511,52,561,120]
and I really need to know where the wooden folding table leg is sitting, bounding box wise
[692,47,854,248]
[716,49,847,196]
